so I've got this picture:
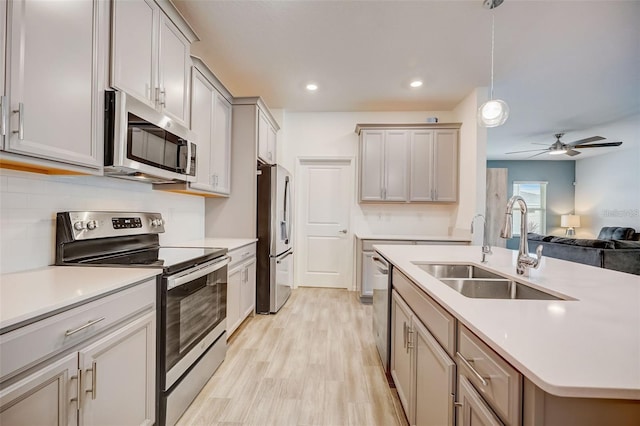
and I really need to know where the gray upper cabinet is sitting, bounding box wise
[111,0,197,128]
[155,57,232,197]
[258,109,277,164]
[410,128,459,202]
[1,0,108,171]
[0,0,6,151]
[357,123,460,203]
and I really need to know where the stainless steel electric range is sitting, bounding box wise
[55,211,229,426]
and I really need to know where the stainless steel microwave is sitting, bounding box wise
[104,91,196,183]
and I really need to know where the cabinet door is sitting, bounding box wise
[111,0,158,107]
[0,352,77,426]
[78,312,155,426]
[409,130,435,202]
[267,125,277,163]
[190,68,214,191]
[360,130,385,201]
[391,291,414,423]
[241,258,257,319]
[0,0,6,150]
[384,130,409,201]
[6,0,105,168]
[227,266,242,337]
[158,14,190,126]
[433,130,458,202]
[413,317,456,426]
[211,92,232,194]
[457,375,503,426]
[362,251,376,298]
[257,111,272,164]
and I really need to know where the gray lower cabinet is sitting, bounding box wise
[458,375,504,426]
[0,279,156,426]
[391,290,456,426]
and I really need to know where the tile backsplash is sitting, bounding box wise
[0,169,205,274]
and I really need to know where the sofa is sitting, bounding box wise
[527,227,640,276]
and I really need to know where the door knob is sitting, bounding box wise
[339,229,348,234]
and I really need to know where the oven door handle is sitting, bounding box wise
[167,256,230,290]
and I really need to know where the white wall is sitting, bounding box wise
[574,114,640,238]
[280,108,487,288]
[452,87,488,245]
[0,169,205,274]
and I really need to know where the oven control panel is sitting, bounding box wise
[59,211,165,240]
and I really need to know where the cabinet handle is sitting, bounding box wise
[407,328,414,352]
[86,361,97,400]
[402,322,407,349]
[12,103,24,140]
[65,317,106,336]
[449,393,457,426]
[0,96,7,136]
[70,370,82,408]
[456,352,490,387]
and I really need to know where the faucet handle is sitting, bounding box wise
[533,244,543,268]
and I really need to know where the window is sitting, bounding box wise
[512,182,547,236]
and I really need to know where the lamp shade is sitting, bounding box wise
[561,214,581,228]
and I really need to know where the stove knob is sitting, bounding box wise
[73,221,86,231]
[86,220,98,230]
[151,218,164,228]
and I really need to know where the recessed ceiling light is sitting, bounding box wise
[306,83,318,91]
[410,80,423,88]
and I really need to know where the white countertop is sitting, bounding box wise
[171,238,257,251]
[0,266,160,332]
[356,233,471,242]
[374,244,640,400]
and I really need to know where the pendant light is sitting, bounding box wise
[478,0,509,128]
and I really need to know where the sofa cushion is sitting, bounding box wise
[612,240,640,249]
[527,233,554,242]
[597,227,636,240]
[602,249,640,275]
[547,237,615,249]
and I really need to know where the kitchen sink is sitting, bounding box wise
[438,278,563,300]
[414,263,505,280]
[413,262,567,300]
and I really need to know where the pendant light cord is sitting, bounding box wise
[490,13,495,100]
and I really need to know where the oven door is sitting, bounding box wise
[163,256,229,390]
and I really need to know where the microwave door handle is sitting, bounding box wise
[185,141,193,175]
[167,256,230,290]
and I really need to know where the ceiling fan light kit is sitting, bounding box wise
[478,0,509,128]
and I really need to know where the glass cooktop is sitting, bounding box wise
[77,246,227,275]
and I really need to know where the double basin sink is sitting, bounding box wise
[413,263,566,300]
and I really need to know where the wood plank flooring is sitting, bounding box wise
[177,288,406,426]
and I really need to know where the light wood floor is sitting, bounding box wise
[177,288,406,426]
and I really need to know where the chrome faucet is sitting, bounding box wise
[471,214,491,263]
[500,195,543,275]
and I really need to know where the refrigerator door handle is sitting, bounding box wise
[276,250,294,264]
[282,176,291,244]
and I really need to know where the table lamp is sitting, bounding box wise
[561,214,581,236]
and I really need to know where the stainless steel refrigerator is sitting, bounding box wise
[256,164,293,313]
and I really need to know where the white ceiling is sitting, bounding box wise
[173,0,640,160]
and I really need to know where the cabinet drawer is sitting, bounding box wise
[457,325,522,425]
[362,239,414,251]
[392,269,455,356]
[228,243,256,268]
[0,279,156,381]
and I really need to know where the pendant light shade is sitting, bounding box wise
[478,1,509,128]
[478,99,509,127]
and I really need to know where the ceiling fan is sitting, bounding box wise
[505,133,623,158]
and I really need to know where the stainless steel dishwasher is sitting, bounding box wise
[371,252,393,380]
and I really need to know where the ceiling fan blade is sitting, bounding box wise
[565,149,581,157]
[573,142,623,148]
[505,148,547,154]
[527,151,549,159]
[567,136,605,146]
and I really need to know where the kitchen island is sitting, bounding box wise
[375,244,639,425]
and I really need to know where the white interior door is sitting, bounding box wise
[298,159,352,288]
